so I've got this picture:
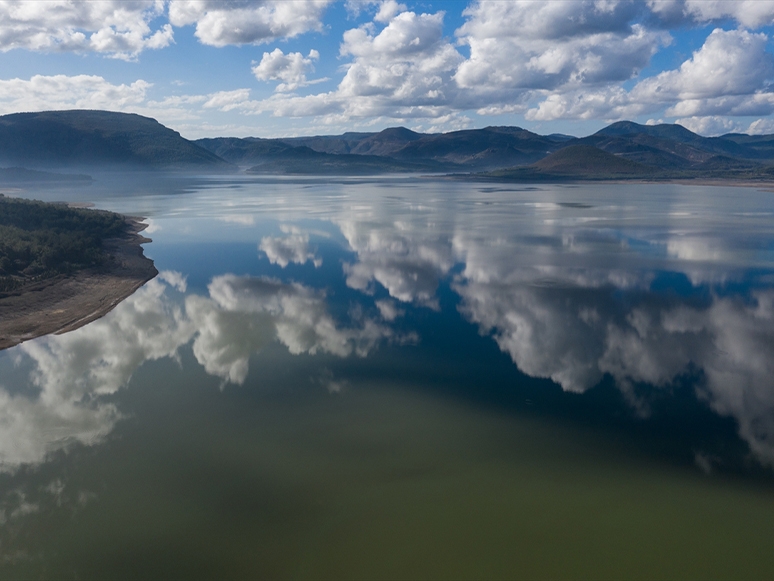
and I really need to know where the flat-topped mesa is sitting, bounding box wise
[0,110,233,171]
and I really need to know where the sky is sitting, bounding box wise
[2,0,774,139]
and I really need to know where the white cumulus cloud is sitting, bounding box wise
[648,0,774,28]
[0,74,150,116]
[526,28,774,122]
[674,115,745,136]
[455,1,669,101]
[0,0,172,59]
[254,7,466,128]
[252,48,325,92]
[168,0,331,47]
[634,29,774,112]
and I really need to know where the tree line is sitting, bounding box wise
[0,195,128,292]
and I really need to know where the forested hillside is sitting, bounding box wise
[0,195,128,292]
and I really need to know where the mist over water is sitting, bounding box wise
[1,176,774,578]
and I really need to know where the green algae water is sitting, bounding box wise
[1,176,774,579]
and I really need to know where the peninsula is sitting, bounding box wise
[0,195,157,350]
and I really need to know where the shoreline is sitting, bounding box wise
[0,217,158,351]
[438,173,774,190]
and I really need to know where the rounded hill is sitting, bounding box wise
[533,145,658,176]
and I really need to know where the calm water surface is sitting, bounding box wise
[1,176,774,579]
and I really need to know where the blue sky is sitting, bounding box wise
[1,0,774,139]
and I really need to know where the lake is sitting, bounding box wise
[1,175,774,579]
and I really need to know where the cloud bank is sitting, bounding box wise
[0,0,172,60]
[168,0,331,47]
[3,1,774,134]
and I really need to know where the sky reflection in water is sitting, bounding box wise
[1,177,774,576]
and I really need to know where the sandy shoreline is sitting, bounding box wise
[0,217,158,351]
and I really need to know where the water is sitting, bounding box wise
[1,176,774,578]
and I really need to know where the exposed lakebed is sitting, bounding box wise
[1,176,773,579]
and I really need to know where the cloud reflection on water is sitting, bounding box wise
[455,267,774,464]
[187,273,394,384]
[3,189,774,471]
[337,215,774,466]
[259,224,322,268]
[1,276,193,469]
[0,270,399,471]
[338,218,453,309]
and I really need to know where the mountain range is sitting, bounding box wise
[4,110,774,181]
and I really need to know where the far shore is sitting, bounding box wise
[440,173,774,190]
[0,216,158,351]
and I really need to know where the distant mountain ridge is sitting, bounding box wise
[5,110,774,180]
[202,125,561,172]
[205,119,774,178]
[196,136,446,174]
